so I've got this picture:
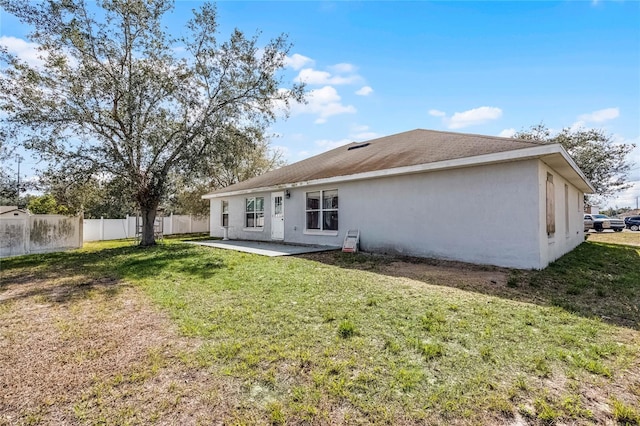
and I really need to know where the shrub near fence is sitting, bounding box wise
[83,214,209,241]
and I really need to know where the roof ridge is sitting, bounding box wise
[409,128,548,146]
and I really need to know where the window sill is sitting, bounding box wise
[304,230,339,236]
[243,227,264,232]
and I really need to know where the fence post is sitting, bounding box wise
[189,215,193,233]
[100,216,104,241]
[125,215,129,238]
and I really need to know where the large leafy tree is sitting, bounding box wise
[515,124,636,203]
[38,167,136,218]
[26,194,70,215]
[0,0,304,245]
[166,128,286,216]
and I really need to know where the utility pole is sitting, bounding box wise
[15,155,21,205]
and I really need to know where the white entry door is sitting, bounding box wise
[271,192,284,240]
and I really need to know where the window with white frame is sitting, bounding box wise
[306,190,338,231]
[221,200,229,227]
[245,197,264,228]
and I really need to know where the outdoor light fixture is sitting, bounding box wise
[285,190,291,199]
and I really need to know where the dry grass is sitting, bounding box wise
[0,265,240,425]
[587,229,640,246]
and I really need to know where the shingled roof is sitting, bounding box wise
[203,129,591,197]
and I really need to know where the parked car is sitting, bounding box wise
[583,214,594,232]
[624,215,640,231]
[584,214,625,232]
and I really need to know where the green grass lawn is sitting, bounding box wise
[1,238,639,425]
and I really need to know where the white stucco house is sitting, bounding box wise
[202,129,594,269]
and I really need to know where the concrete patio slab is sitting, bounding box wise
[189,240,341,257]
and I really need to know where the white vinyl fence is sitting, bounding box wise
[0,215,83,258]
[83,214,209,242]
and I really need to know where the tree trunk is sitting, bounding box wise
[139,203,158,246]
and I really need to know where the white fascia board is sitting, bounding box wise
[553,145,596,193]
[202,144,591,199]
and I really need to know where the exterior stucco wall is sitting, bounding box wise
[210,159,550,268]
[537,161,585,268]
[302,160,542,268]
[210,195,275,242]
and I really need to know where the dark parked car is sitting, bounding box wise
[624,215,640,231]
[584,214,625,232]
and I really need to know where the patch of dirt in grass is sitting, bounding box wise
[0,273,238,425]
[384,259,508,289]
[302,251,511,296]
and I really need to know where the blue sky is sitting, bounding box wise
[1,1,639,208]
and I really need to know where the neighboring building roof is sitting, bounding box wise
[0,206,19,214]
[0,207,30,216]
[203,129,594,198]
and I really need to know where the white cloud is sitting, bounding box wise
[571,107,621,131]
[355,86,373,96]
[348,124,378,140]
[622,138,640,181]
[498,128,517,138]
[428,109,446,117]
[307,85,341,103]
[271,89,293,117]
[285,53,314,70]
[602,135,640,208]
[290,85,356,123]
[329,63,356,74]
[352,131,378,140]
[295,125,381,159]
[0,36,45,68]
[315,138,352,150]
[295,68,360,85]
[578,107,619,123]
[569,120,587,132]
[319,127,378,149]
[351,124,370,133]
[448,106,503,129]
[603,180,640,209]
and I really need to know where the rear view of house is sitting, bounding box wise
[203,129,594,269]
